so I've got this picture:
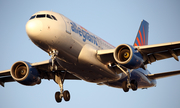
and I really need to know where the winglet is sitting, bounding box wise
[134,20,149,46]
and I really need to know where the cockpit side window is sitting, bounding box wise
[29,15,36,20]
[36,14,46,18]
[51,15,57,20]
[47,14,52,19]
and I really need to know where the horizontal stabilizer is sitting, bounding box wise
[147,70,180,79]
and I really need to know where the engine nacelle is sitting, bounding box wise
[114,44,144,69]
[10,61,41,86]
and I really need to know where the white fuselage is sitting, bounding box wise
[26,11,156,88]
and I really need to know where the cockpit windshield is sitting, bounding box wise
[51,15,57,20]
[36,14,46,18]
[29,15,36,20]
[47,14,52,19]
[29,14,57,21]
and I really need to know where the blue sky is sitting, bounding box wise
[0,0,180,108]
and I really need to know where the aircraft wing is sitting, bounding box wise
[0,60,80,87]
[97,41,180,65]
[147,70,180,79]
[97,41,180,80]
[0,69,14,87]
[135,41,180,64]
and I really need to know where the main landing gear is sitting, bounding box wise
[54,72,70,103]
[116,64,138,92]
[122,80,138,92]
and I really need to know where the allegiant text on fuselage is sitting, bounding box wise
[70,22,98,46]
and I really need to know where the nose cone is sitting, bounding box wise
[26,19,42,40]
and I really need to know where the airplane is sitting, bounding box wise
[1,11,180,103]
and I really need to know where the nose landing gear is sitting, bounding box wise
[49,50,70,103]
[49,49,58,71]
[55,90,70,103]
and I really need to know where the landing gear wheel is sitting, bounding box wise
[122,81,129,92]
[131,80,138,91]
[63,90,70,101]
[55,92,62,103]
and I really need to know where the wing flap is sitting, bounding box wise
[136,41,180,63]
[147,70,180,79]
[0,76,14,87]
[147,48,180,62]
[0,70,14,87]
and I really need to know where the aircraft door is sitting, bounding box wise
[60,15,81,59]
[61,15,71,34]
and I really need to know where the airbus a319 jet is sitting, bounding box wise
[1,11,180,103]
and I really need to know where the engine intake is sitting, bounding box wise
[114,44,144,69]
[10,61,41,86]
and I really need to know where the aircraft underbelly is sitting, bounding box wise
[56,58,120,83]
[104,70,156,89]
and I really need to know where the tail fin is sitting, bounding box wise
[133,20,149,46]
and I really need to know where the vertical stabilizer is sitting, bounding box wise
[134,20,149,46]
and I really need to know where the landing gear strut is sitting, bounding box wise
[49,49,58,71]
[116,64,138,92]
[116,64,131,87]
[54,72,70,103]
[49,49,70,102]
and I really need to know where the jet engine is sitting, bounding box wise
[113,44,144,69]
[10,61,41,86]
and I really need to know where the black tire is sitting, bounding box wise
[55,92,62,103]
[131,80,138,91]
[63,90,70,101]
[122,81,129,92]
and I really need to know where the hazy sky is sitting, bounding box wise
[1,0,180,108]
